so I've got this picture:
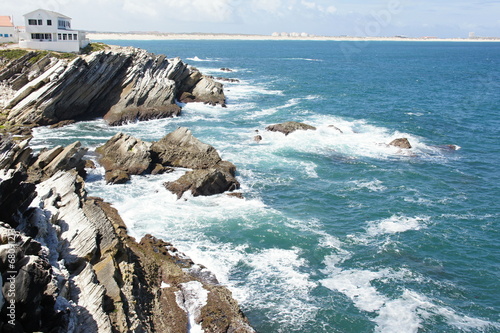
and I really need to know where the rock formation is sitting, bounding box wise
[0,46,225,129]
[389,138,412,149]
[0,135,253,333]
[96,127,241,196]
[266,121,317,136]
[96,132,152,184]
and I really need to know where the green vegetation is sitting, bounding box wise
[27,50,78,64]
[0,49,29,61]
[81,42,109,54]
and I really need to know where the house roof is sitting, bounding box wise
[0,16,14,27]
[23,9,71,20]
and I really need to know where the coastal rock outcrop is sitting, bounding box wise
[389,138,412,149]
[96,132,152,184]
[96,127,241,197]
[1,47,225,128]
[0,134,253,333]
[266,121,317,136]
[151,127,222,169]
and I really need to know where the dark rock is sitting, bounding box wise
[254,135,263,143]
[151,127,222,169]
[220,68,233,72]
[28,141,88,182]
[227,192,245,199]
[328,125,343,133]
[151,164,174,175]
[389,138,412,149]
[164,167,240,199]
[85,159,96,169]
[266,121,317,136]
[49,119,75,128]
[96,133,152,182]
[105,169,131,184]
[215,77,240,83]
[103,105,182,126]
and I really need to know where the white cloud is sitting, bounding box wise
[252,0,285,13]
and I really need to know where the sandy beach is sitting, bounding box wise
[87,32,500,42]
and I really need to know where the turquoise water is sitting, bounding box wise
[32,41,500,332]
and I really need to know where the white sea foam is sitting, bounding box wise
[244,247,318,330]
[175,281,209,333]
[186,56,219,62]
[321,266,500,333]
[348,179,387,192]
[366,215,429,237]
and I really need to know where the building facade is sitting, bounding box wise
[0,16,17,43]
[19,9,89,53]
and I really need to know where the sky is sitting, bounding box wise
[2,0,500,38]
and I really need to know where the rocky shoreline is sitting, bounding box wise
[0,46,252,332]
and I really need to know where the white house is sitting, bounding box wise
[19,9,89,53]
[0,16,17,43]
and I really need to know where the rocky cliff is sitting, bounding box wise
[0,135,253,333]
[0,46,225,130]
[0,46,252,333]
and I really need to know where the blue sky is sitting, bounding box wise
[2,0,500,38]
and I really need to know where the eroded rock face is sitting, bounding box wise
[151,127,222,169]
[165,167,240,199]
[389,138,412,149]
[96,132,152,184]
[266,121,317,136]
[2,47,225,127]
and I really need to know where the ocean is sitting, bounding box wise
[31,40,500,332]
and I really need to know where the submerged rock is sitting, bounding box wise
[389,138,412,149]
[266,121,317,136]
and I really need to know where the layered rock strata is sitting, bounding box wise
[96,127,241,198]
[0,46,225,128]
[0,136,252,332]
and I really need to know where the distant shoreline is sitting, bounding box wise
[87,32,500,42]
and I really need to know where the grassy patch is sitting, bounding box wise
[82,42,109,54]
[0,49,29,61]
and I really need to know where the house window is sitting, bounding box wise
[63,34,67,40]
[47,19,52,26]
[28,19,37,25]
[4,34,8,37]
[68,34,73,40]
[38,19,43,25]
[73,34,77,40]
[45,33,51,40]
[58,33,62,40]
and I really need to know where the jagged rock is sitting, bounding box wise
[254,135,263,143]
[220,68,233,72]
[104,170,130,184]
[104,105,181,126]
[389,138,412,149]
[96,133,152,183]
[178,69,226,106]
[151,163,174,175]
[0,137,36,226]
[0,136,33,170]
[165,167,240,199]
[266,121,317,136]
[28,141,88,183]
[215,77,240,83]
[328,125,343,133]
[151,127,222,169]
[3,47,224,127]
